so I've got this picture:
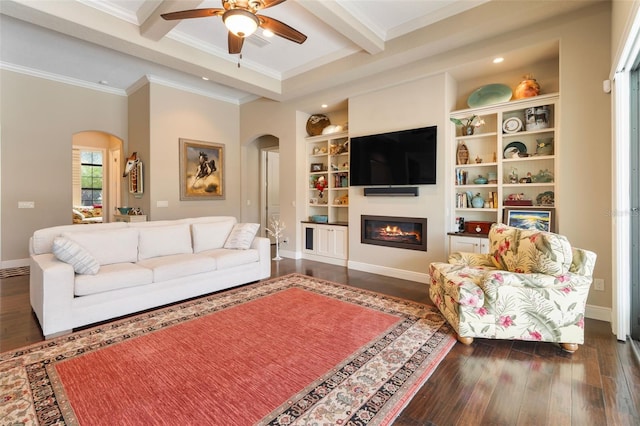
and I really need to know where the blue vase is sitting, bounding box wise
[471,194,485,208]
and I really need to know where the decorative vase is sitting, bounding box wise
[514,75,540,99]
[464,125,474,135]
[471,194,485,208]
[273,237,282,261]
[474,175,488,184]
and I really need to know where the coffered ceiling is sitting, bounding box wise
[0,0,598,106]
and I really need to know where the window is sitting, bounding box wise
[80,151,103,206]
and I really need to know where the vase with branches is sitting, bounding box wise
[266,218,285,260]
[450,115,485,135]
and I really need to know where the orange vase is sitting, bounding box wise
[514,76,540,99]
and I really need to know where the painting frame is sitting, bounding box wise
[310,163,323,172]
[503,208,555,233]
[179,138,225,200]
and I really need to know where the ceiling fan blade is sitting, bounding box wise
[161,8,224,21]
[228,32,245,54]
[258,15,307,44]
[261,0,287,10]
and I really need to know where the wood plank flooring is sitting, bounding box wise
[1,257,639,425]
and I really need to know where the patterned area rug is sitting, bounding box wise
[1,273,455,425]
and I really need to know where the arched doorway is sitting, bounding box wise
[72,131,124,223]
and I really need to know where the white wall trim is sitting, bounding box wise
[278,248,300,260]
[611,5,640,340]
[586,304,612,323]
[0,258,29,269]
[348,260,429,284]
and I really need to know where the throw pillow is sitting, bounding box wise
[517,228,573,275]
[224,223,260,250]
[488,223,520,271]
[52,237,100,275]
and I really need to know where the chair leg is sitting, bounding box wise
[560,343,579,353]
[457,336,474,345]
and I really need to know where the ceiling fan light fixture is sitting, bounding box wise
[223,9,259,38]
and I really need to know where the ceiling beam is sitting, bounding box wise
[298,0,384,55]
[139,0,204,42]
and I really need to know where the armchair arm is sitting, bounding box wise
[484,270,593,290]
[449,252,495,268]
[570,248,597,277]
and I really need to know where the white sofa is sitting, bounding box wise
[29,216,271,338]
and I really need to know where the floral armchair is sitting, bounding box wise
[429,223,597,352]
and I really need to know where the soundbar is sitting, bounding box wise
[363,187,419,196]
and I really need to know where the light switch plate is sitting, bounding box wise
[593,278,604,291]
[18,201,35,208]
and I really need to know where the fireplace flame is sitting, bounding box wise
[379,225,421,242]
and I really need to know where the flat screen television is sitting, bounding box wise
[349,126,437,186]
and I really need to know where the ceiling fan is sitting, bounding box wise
[161,0,307,55]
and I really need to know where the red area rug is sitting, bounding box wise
[1,273,455,425]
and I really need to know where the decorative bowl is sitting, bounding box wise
[117,207,132,215]
[310,215,328,223]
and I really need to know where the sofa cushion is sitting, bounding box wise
[62,228,139,266]
[138,224,193,260]
[192,220,235,253]
[200,248,260,270]
[31,222,128,255]
[136,254,217,282]
[74,263,153,296]
[52,237,100,275]
[223,223,260,250]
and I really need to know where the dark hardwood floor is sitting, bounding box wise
[2,256,639,425]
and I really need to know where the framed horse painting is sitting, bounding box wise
[179,139,225,200]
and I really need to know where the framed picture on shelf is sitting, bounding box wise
[310,163,323,172]
[179,138,224,200]
[503,208,555,233]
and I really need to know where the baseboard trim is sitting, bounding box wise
[1,258,29,269]
[278,249,299,260]
[348,260,429,284]
[585,304,611,322]
[302,253,347,266]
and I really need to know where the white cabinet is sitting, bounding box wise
[302,223,348,266]
[450,93,558,231]
[449,234,489,255]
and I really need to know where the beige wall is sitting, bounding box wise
[127,83,151,216]
[347,73,451,276]
[147,83,241,220]
[0,70,127,262]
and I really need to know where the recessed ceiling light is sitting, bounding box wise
[493,57,504,64]
[202,76,209,81]
[321,104,328,108]
[262,29,274,37]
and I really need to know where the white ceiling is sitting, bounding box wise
[0,0,596,107]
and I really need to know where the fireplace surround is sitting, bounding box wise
[361,215,427,251]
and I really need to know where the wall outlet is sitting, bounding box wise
[593,278,605,291]
[156,201,168,207]
[282,237,289,244]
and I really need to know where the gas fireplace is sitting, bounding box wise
[361,215,427,251]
